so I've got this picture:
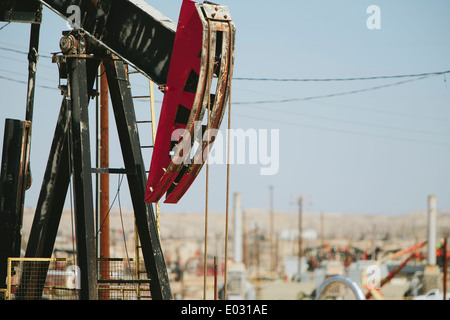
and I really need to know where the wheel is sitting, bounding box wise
[315,276,366,300]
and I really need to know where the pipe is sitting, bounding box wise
[99,62,110,300]
[365,252,418,299]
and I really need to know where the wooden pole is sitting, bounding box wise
[99,62,110,299]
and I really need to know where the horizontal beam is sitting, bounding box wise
[40,0,176,85]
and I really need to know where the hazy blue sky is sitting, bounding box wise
[1,0,450,217]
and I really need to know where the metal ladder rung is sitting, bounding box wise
[140,145,153,149]
[91,168,135,174]
[136,120,152,124]
[132,95,151,99]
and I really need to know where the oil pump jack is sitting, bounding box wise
[0,0,235,300]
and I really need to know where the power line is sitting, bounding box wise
[232,112,450,147]
[0,22,10,31]
[0,54,56,70]
[243,104,450,138]
[305,99,450,124]
[0,75,58,91]
[0,68,57,83]
[233,70,450,82]
[232,85,450,123]
[1,41,449,84]
[0,46,52,58]
[232,75,436,105]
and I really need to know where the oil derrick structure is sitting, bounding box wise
[0,0,235,300]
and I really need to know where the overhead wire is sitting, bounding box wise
[232,112,450,147]
[0,74,58,90]
[233,70,450,82]
[0,45,53,58]
[305,99,450,124]
[1,39,449,145]
[0,54,55,69]
[233,84,450,123]
[0,22,10,31]
[242,104,450,138]
[231,71,450,146]
[232,75,436,105]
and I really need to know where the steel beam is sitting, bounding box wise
[16,100,70,300]
[25,99,70,259]
[39,0,175,85]
[0,119,32,290]
[20,55,100,300]
[0,0,42,23]
[103,55,172,300]
[67,56,98,300]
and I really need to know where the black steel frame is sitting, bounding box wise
[20,48,171,300]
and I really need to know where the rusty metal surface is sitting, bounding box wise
[163,4,235,203]
[0,119,32,290]
[144,2,235,204]
[39,0,176,85]
[0,0,42,23]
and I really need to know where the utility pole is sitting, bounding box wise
[298,197,303,273]
[269,185,275,272]
[423,195,440,294]
[292,196,304,280]
[320,211,325,260]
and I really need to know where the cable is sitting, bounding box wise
[306,99,450,124]
[116,174,140,296]
[232,75,435,105]
[1,41,449,82]
[0,54,55,69]
[233,70,450,82]
[0,68,57,83]
[0,46,52,58]
[232,85,450,123]
[243,104,450,138]
[232,112,450,147]
[116,174,131,263]
[0,22,10,31]
[224,73,232,301]
[0,74,58,90]
[96,172,124,239]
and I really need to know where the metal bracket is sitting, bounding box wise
[201,3,232,21]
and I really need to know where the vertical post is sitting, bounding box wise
[0,119,32,290]
[298,197,303,280]
[233,193,243,264]
[269,186,274,272]
[99,62,110,299]
[243,210,247,268]
[423,195,440,294]
[68,57,98,300]
[149,80,161,238]
[214,256,218,300]
[25,21,41,123]
[443,237,447,300]
[320,212,325,259]
[24,21,40,195]
[25,104,71,241]
[103,56,171,300]
[427,195,437,266]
